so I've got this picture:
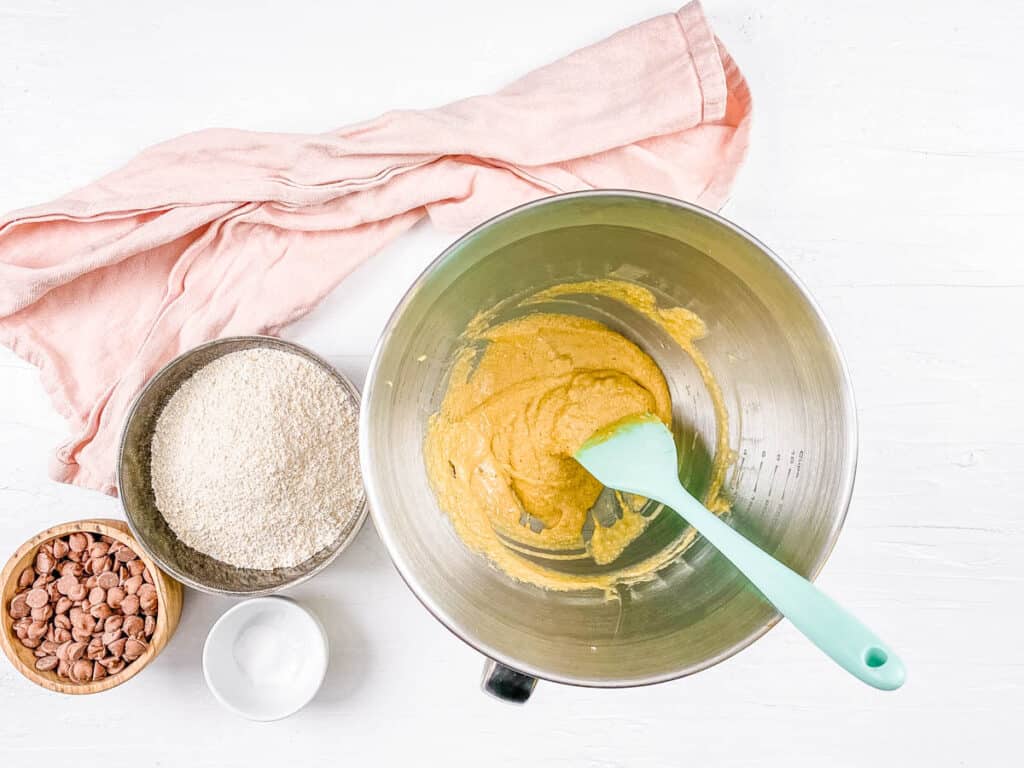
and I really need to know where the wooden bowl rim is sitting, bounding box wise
[1,519,180,695]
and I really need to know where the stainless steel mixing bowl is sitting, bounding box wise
[360,191,857,699]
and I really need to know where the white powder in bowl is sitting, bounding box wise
[150,347,363,570]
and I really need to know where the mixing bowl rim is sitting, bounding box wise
[360,189,859,688]
[117,334,370,597]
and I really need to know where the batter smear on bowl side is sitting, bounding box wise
[424,279,731,593]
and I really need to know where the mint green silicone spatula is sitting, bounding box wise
[575,414,906,691]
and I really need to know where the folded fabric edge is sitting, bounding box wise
[695,39,753,210]
[676,0,729,123]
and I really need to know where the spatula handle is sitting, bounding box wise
[660,485,906,691]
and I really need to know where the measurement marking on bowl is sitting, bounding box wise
[727,446,810,518]
[761,461,780,515]
[751,454,765,494]
[779,463,793,507]
[731,451,747,491]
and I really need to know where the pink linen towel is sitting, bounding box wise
[0,1,750,495]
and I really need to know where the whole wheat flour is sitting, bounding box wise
[150,347,362,569]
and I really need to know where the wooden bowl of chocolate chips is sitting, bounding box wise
[1,519,183,694]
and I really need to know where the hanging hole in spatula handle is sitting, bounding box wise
[858,643,905,691]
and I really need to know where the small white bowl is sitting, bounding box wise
[203,596,328,721]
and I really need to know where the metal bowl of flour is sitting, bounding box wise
[117,336,368,596]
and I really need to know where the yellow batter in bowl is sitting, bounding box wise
[424,279,730,593]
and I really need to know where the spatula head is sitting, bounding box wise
[574,414,679,499]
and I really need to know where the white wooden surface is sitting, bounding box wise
[1,1,1021,765]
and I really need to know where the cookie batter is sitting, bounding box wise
[424,279,730,593]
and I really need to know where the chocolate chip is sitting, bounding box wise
[9,592,30,619]
[35,656,59,671]
[120,595,140,616]
[96,571,119,590]
[123,616,145,640]
[18,568,35,589]
[123,639,147,660]
[70,659,93,683]
[34,551,54,574]
[30,604,53,622]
